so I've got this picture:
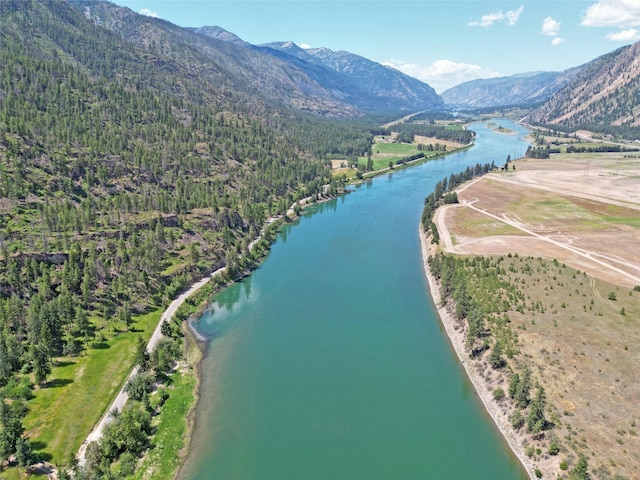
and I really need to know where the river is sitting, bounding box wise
[179,119,531,480]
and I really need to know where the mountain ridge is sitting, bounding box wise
[441,69,583,108]
[259,41,444,112]
[525,42,640,137]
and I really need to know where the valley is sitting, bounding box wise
[1,0,640,479]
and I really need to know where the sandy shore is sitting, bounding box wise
[419,227,536,480]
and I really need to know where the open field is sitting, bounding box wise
[334,134,467,179]
[364,138,421,170]
[22,310,160,466]
[432,153,640,479]
[438,154,640,287]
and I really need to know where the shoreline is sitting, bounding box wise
[418,227,535,480]
[174,315,206,480]
[174,193,339,478]
[76,268,223,465]
[174,155,482,478]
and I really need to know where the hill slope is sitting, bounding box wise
[526,42,640,138]
[441,70,582,108]
[260,41,444,112]
[76,4,443,115]
[72,0,364,116]
[0,0,376,466]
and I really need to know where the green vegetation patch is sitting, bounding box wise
[130,369,197,480]
[371,141,416,155]
[24,310,160,464]
[503,194,611,230]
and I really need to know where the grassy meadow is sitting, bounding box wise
[23,309,160,466]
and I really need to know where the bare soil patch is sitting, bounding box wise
[439,155,640,287]
[330,159,348,169]
[414,134,462,150]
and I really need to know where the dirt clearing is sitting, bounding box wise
[438,154,640,287]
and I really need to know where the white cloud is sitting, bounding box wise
[469,5,524,27]
[139,8,159,18]
[605,28,640,41]
[541,17,561,36]
[582,0,640,27]
[551,37,566,46]
[299,43,312,49]
[505,6,525,26]
[383,59,503,93]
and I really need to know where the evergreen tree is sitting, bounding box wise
[527,386,547,434]
[134,336,150,372]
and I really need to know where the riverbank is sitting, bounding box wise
[171,192,344,477]
[418,227,535,480]
[356,142,474,182]
[76,268,223,465]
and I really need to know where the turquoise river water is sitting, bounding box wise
[179,119,531,480]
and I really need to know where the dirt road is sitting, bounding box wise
[76,268,224,465]
[434,157,640,287]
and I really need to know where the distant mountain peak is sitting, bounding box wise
[260,42,443,112]
[188,25,247,45]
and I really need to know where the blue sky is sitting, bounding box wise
[111,0,640,92]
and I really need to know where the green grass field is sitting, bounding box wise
[359,139,424,171]
[371,142,416,155]
[24,309,161,465]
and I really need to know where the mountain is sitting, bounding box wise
[440,70,582,108]
[187,25,247,46]
[71,0,366,117]
[525,42,640,138]
[74,3,442,115]
[259,41,444,112]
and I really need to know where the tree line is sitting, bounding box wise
[420,168,595,479]
[371,124,474,145]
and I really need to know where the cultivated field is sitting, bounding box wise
[434,153,640,479]
[438,154,640,287]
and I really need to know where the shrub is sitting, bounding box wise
[535,468,543,478]
[511,410,525,430]
[124,372,154,402]
[548,441,560,455]
[493,387,505,401]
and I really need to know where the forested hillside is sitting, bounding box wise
[0,0,377,467]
